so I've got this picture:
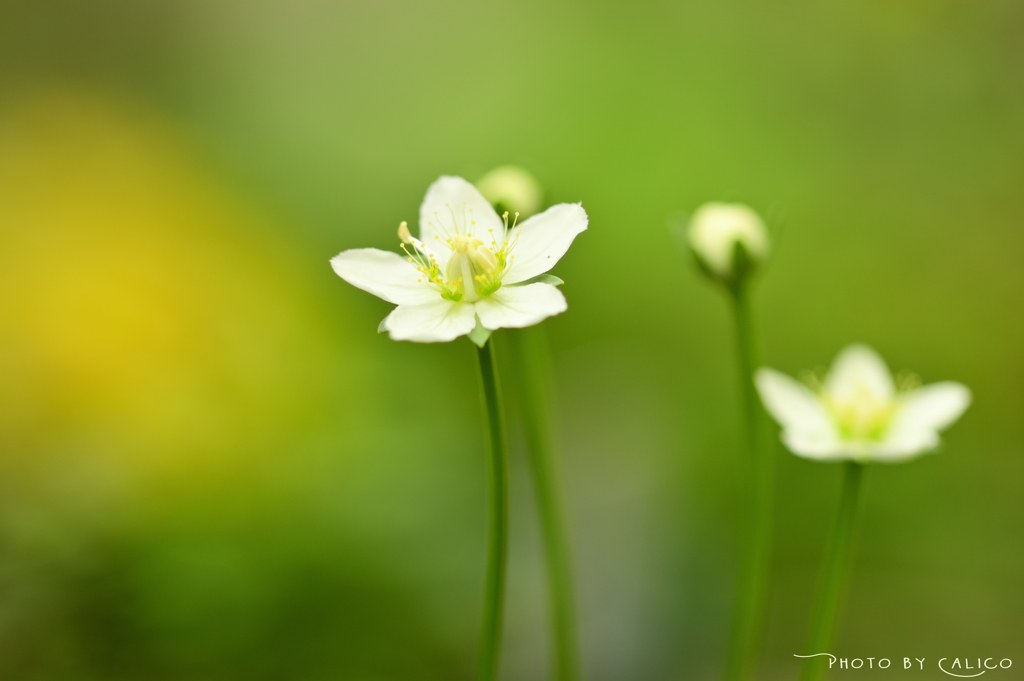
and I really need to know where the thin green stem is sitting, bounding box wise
[723,282,775,681]
[510,325,579,681]
[799,462,866,681]
[475,337,509,681]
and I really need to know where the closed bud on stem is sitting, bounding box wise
[686,202,769,287]
[477,165,543,218]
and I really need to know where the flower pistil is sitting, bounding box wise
[405,204,523,302]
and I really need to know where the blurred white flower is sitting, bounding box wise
[331,176,587,343]
[687,202,769,281]
[755,344,971,463]
[477,165,544,218]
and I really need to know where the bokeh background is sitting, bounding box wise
[1,1,1022,679]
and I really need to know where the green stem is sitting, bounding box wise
[510,325,579,681]
[799,462,866,681]
[723,282,775,681]
[476,337,509,681]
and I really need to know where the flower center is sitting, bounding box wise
[824,382,894,442]
[401,204,522,303]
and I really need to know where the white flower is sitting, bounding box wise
[687,202,769,281]
[331,176,587,343]
[755,344,971,463]
[477,165,543,218]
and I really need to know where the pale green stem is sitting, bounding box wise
[509,325,579,681]
[476,338,509,681]
[723,282,775,681]
[799,462,866,681]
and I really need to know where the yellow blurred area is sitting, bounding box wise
[0,89,355,491]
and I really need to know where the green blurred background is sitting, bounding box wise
[1,1,1022,679]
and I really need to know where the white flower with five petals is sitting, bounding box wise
[755,344,971,463]
[331,176,587,343]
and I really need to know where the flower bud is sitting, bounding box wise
[477,165,543,218]
[687,202,769,284]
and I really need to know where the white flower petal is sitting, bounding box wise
[756,368,846,458]
[331,248,439,305]
[781,431,848,461]
[474,283,567,331]
[824,344,895,404]
[892,382,972,434]
[418,176,503,247]
[755,368,836,438]
[383,299,477,343]
[871,381,972,460]
[870,431,940,462]
[503,203,588,284]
